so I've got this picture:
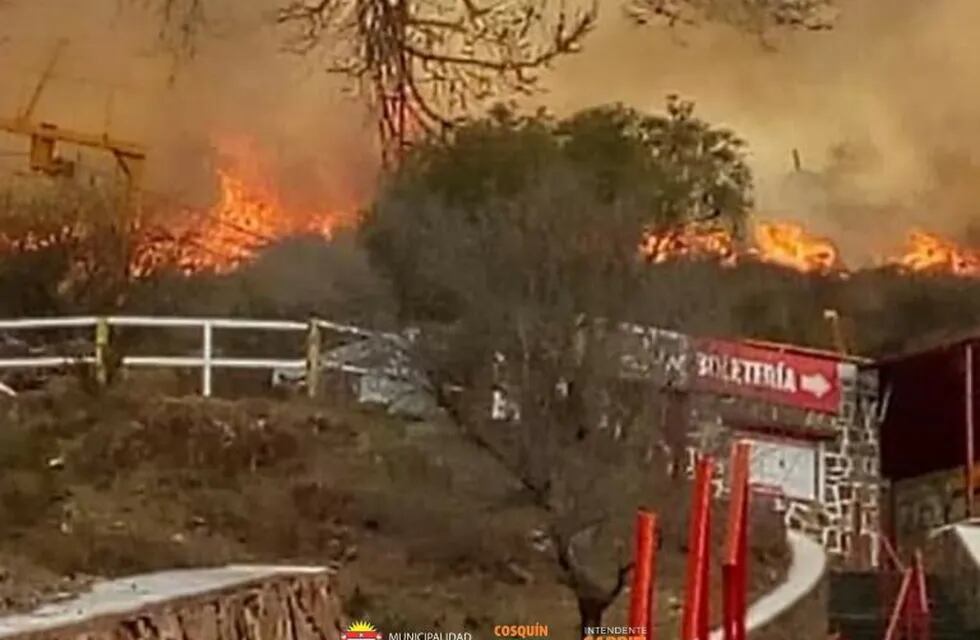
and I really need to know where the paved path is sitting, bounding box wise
[0,533,829,639]
[954,523,980,566]
[0,565,326,638]
[709,530,827,639]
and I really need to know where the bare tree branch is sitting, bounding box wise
[276,0,598,164]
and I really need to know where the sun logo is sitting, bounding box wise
[342,620,382,639]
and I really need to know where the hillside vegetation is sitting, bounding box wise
[0,373,787,635]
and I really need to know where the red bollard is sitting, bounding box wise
[682,456,713,640]
[723,442,751,640]
[629,509,659,640]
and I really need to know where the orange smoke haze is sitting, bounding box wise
[548,0,980,266]
[3,1,980,280]
[0,0,377,230]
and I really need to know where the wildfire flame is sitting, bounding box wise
[644,220,980,278]
[886,230,980,277]
[642,219,842,274]
[641,221,737,266]
[750,221,841,273]
[131,137,351,276]
[4,137,980,283]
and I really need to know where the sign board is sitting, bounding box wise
[693,338,846,413]
[744,437,818,501]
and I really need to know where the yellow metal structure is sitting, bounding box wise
[0,39,147,210]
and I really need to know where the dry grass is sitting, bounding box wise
[0,375,791,636]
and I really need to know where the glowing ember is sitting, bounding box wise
[642,222,737,265]
[888,230,980,276]
[751,220,841,273]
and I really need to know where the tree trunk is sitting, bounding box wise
[577,598,606,637]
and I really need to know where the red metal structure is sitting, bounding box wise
[682,456,714,640]
[629,510,659,640]
[877,338,980,496]
[883,551,931,640]
[722,442,751,640]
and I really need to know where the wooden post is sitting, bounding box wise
[968,343,975,518]
[306,318,322,399]
[629,510,658,640]
[94,317,109,387]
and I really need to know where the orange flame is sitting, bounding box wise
[750,221,841,273]
[131,137,352,276]
[643,219,842,274]
[888,230,980,277]
[642,222,737,266]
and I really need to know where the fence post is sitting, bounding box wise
[202,321,213,397]
[629,509,659,640]
[306,318,322,399]
[94,316,110,387]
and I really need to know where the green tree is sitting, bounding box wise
[362,99,754,633]
[365,99,752,321]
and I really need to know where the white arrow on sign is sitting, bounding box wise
[800,372,832,398]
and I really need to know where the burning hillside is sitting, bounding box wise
[886,230,980,277]
[131,139,354,277]
[3,136,980,283]
[644,220,980,278]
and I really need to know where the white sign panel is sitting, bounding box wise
[744,437,818,501]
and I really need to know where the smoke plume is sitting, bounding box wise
[0,0,377,216]
[3,0,980,266]
[547,0,980,264]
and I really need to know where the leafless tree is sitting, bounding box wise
[276,0,597,164]
[144,0,208,58]
[374,170,671,632]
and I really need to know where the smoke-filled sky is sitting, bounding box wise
[549,0,980,261]
[0,0,377,214]
[1,0,980,262]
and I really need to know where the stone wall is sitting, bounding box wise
[0,567,344,640]
[683,366,883,568]
[891,467,979,550]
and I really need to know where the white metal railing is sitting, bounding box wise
[0,315,393,397]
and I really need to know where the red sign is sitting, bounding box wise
[692,339,844,413]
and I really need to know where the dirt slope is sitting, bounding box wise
[0,374,789,636]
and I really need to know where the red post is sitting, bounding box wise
[967,344,975,518]
[629,510,659,640]
[723,442,751,640]
[682,456,713,640]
